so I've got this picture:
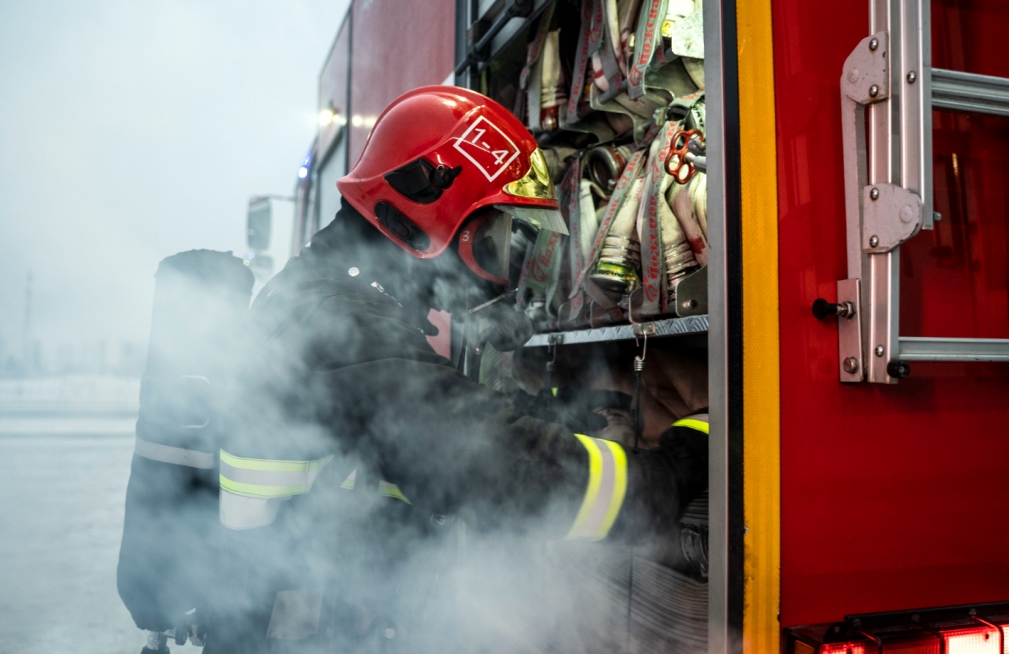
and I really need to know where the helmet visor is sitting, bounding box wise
[460,209,543,287]
[493,205,569,235]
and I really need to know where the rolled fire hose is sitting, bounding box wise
[591,174,646,295]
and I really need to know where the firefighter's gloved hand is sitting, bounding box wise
[594,408,634,446]
[556,387,632,435]
[510,388,632,434]
[476,304,534,352]
[568,388,634,433]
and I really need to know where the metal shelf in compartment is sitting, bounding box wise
[523,315,709,347]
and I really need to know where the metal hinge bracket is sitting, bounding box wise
[837,279,863,383]
[841,31,889,106]
[862,184,923,252]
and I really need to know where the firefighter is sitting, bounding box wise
[206,86,707,653]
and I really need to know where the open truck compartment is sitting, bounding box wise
[264,0,1009,651]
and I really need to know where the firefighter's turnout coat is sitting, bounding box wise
[206,204,707,652]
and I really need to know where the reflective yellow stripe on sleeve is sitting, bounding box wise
[672,414,710,434]
[219,450,333,499]
[566,434,628,541]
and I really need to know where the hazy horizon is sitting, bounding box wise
[0,0,350,375]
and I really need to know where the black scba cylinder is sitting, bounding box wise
[117,250,253,633]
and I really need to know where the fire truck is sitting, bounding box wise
[255,0,1009,651]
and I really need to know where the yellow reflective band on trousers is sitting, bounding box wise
[219,450,333,499]
[566,434,628,541]
[673,414,710,434]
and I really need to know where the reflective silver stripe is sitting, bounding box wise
[266,588,324,640]
[582,440,615,536]
[340,468,357,489]
[219,489,287,530]
[134,437,214,469]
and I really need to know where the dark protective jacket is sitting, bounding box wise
[206,202,707,653]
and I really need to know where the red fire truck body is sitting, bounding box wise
[775,0,1009,629]
[290,0,1009,651]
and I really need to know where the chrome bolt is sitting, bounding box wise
[869,84,880,97]
[869,38,879,51]
[870,187,879,200]
[875,345,885,357]
[843,357,860,374]
[906,70,917,84]
[869,235,879,247]
[348,267,360,277]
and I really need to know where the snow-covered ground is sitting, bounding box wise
[0,375,140,415]
[0,434,141,653]
[0,415,137,436]
[0,377,202,653]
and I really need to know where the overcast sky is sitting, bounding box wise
[0,0,349,368]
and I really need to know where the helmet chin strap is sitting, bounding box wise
[468,289,515,315]
[468,290,534,353]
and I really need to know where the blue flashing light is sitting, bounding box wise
[297,144,314,180]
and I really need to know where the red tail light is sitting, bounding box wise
[943,626,1000,654]
[786,611,1009,654]
[820,644,867,654]
[880,635,939,653]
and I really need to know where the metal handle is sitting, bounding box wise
[812,298,856,320]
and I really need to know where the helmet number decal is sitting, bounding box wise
[452,116,521,182]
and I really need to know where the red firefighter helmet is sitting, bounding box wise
[337,85,566,286]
